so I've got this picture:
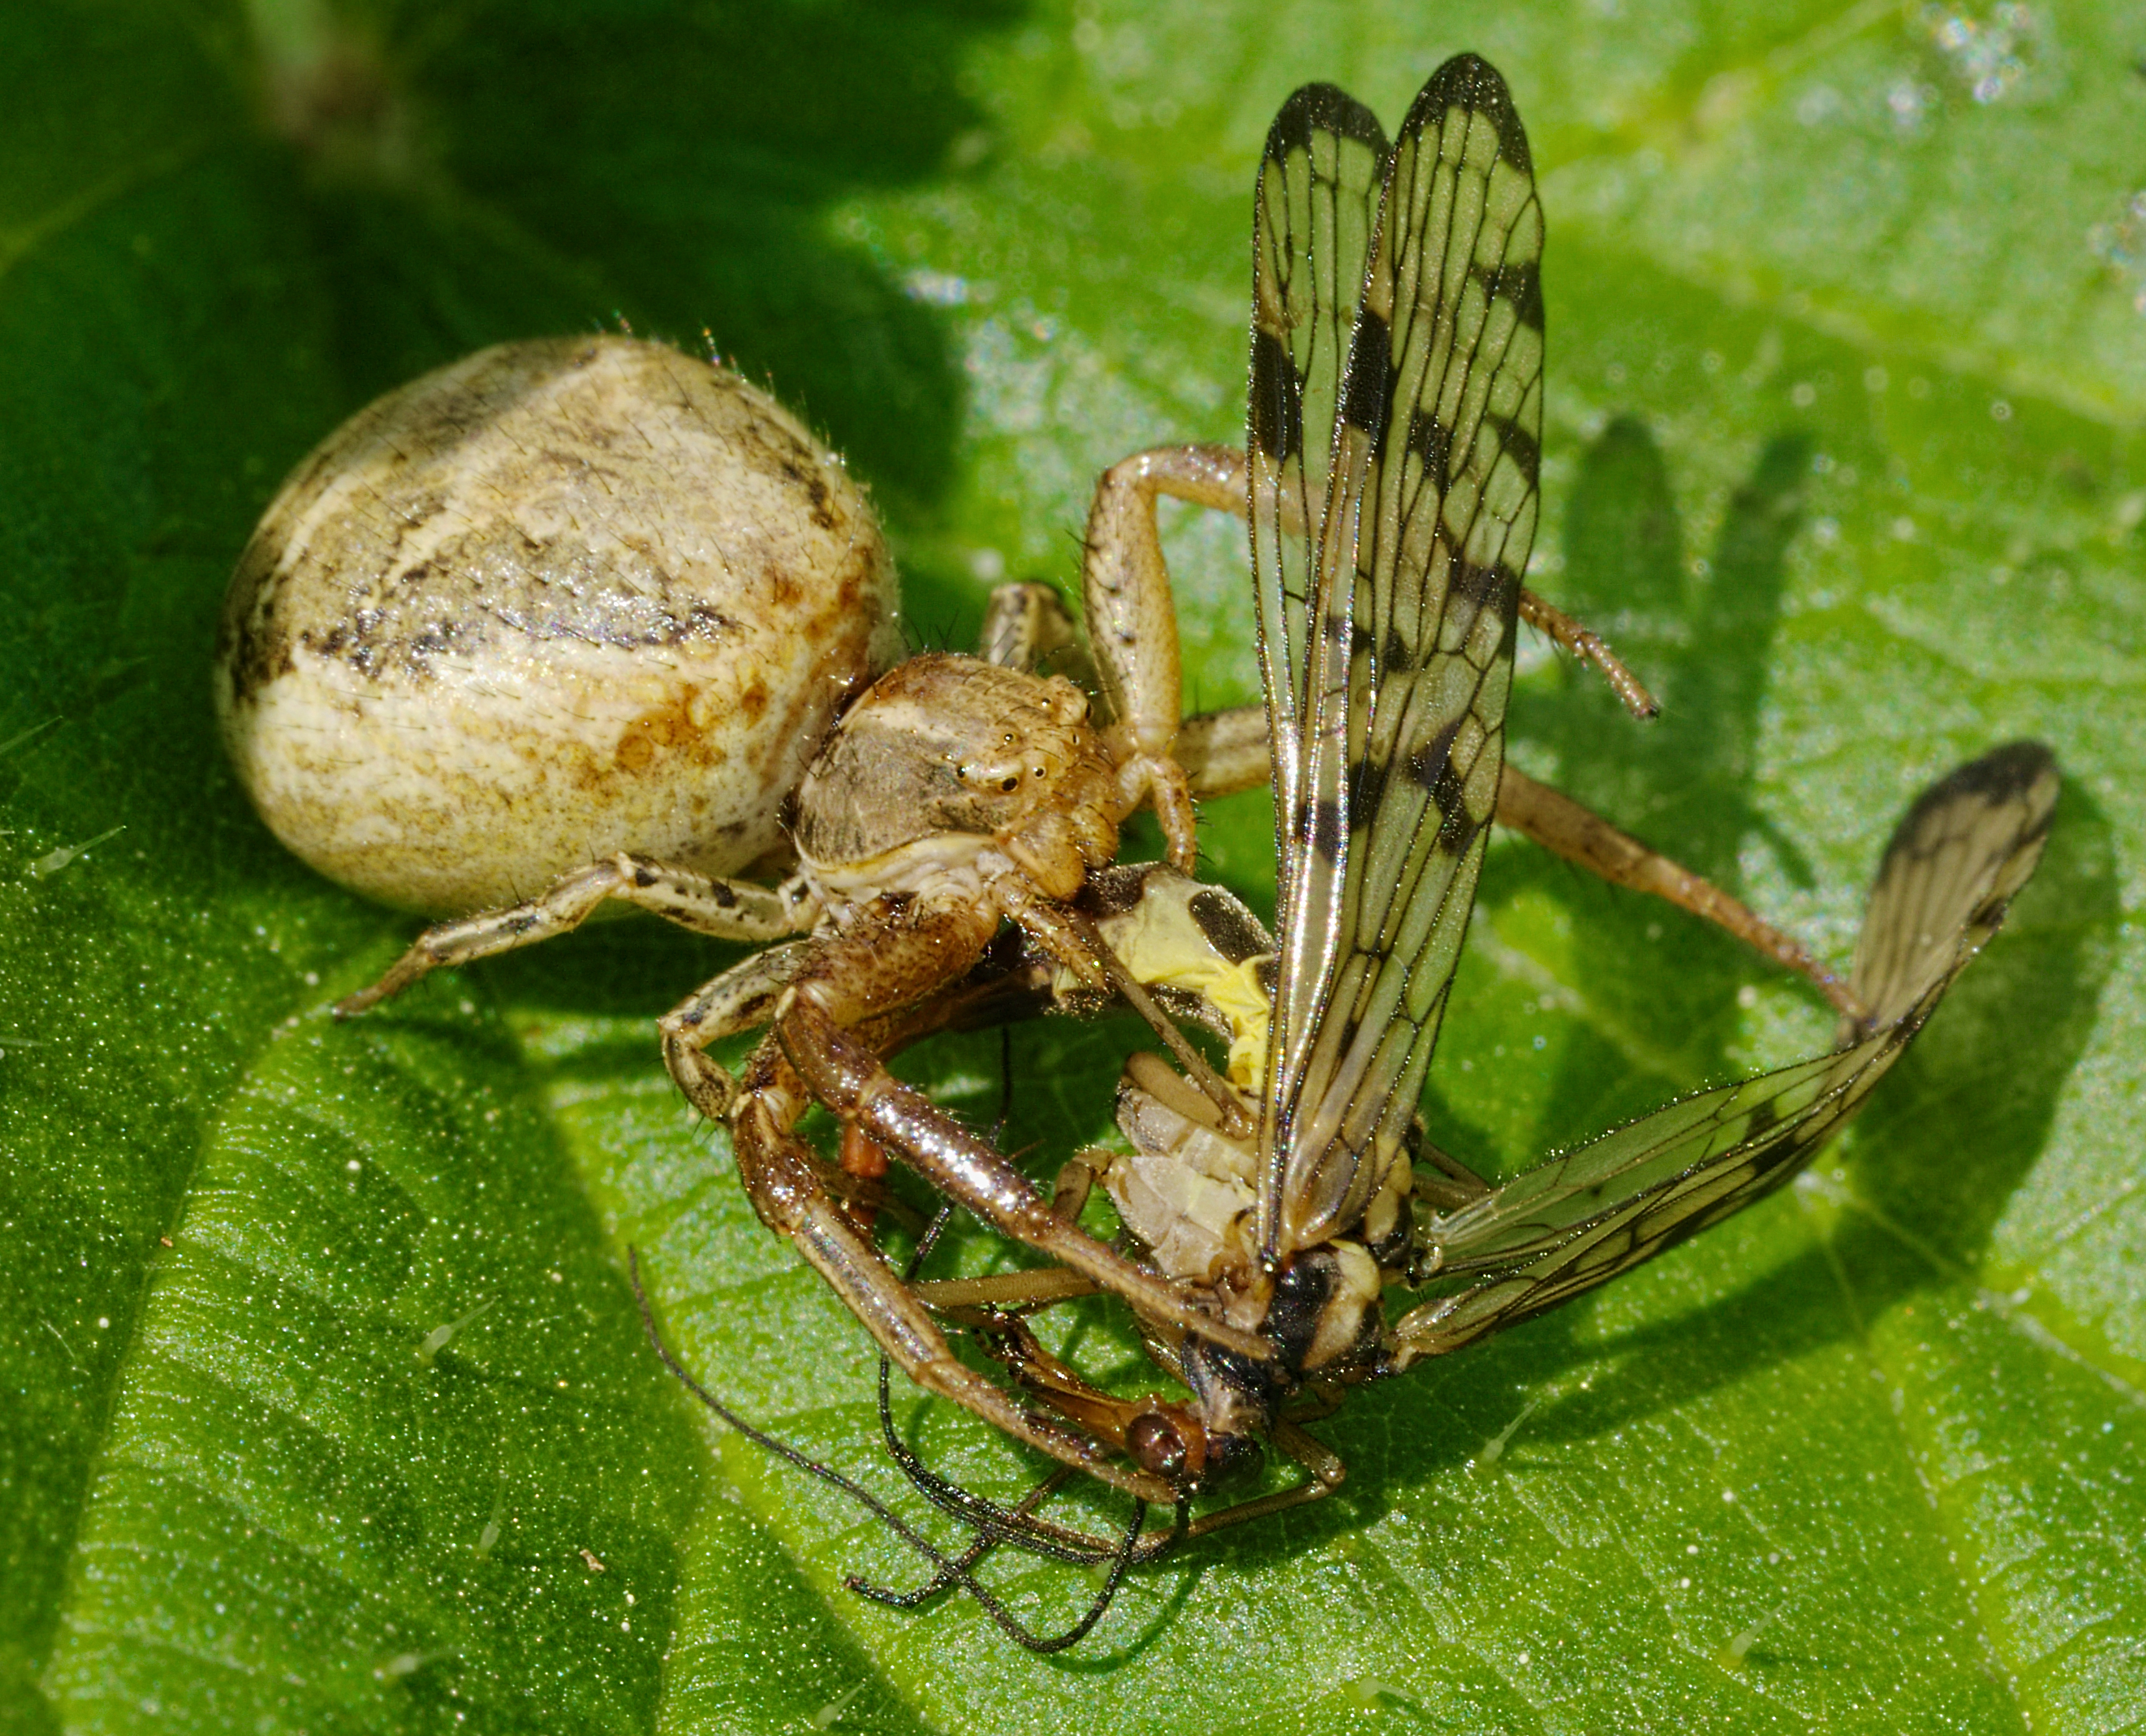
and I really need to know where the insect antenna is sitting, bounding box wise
[839,1030,1189,1641]
[841,1207,1177,1649]
[844,1399,1155,1655]
[854,1278,1190,1569]
[845,1461,1081,1606]
[629,1244,1125,1651]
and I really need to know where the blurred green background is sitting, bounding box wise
[2,1,2141,1730]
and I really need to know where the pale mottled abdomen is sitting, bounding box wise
[214,335,902,914]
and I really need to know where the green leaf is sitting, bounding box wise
[5,1,2141,1731]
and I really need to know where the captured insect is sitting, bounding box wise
[734,55,2059,1634]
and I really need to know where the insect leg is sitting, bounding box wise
[899,1156,1104,1306]
[900,1146,1112,1313]
[1122,439,1652,760]
[865,1198,1181,1591]
[955,1307,1221,1485]
[912,1268,1099,1310]
[334,855,813,1017]
[1170,706,1864,1018]
[950,1306,1346,1543]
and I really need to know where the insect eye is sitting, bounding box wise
[1126,1410,1194,1481]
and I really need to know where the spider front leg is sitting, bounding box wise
[1090,441,1658,723]
[333,853,814,1017]
[997,439,1644,892]
[659,895,1271,1485]
[771,997,1262,1362]
[1079,446,1250,874]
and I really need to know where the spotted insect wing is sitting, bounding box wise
[1393,741,2057,1360]
[1249,55,1544,1263]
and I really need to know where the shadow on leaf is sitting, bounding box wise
[1491,417,1814,1151]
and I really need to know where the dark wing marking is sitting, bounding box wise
[1249,83,1389,752]
[1392,742,2058,1360]
[1255,55,1545,1261]
[1249,81,1389,1157]
[1846,739,2057,1033]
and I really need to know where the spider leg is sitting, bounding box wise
[656,893,1261,1497]
[1081,445,1249,874]
[856,1195,1197,1586]
[334,853,812,1017]
[1170,701,1863,1018]
[979,582,1089,680]
[651,941,817,1120]
[774,996,1271,1364]
[862,1357,1185,1579]
[1496,767,1865,1021]
[712,1039,1182,1505]
[1516,590,1659,719]
[1076,445,1855,1013]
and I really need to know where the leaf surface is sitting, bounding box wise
[3,3,2141,1731]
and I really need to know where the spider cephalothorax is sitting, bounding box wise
[794,654,1122,905]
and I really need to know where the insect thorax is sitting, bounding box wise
[1108,1056,1404,1457]
[1171,1241,1391,1461]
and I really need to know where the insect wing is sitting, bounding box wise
[1250,81,1391,764]
[1397,742,2058,1358]
[1255,55,1546,1262]
[1249,82,1390,1134]
[1846,740,2057,1034]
